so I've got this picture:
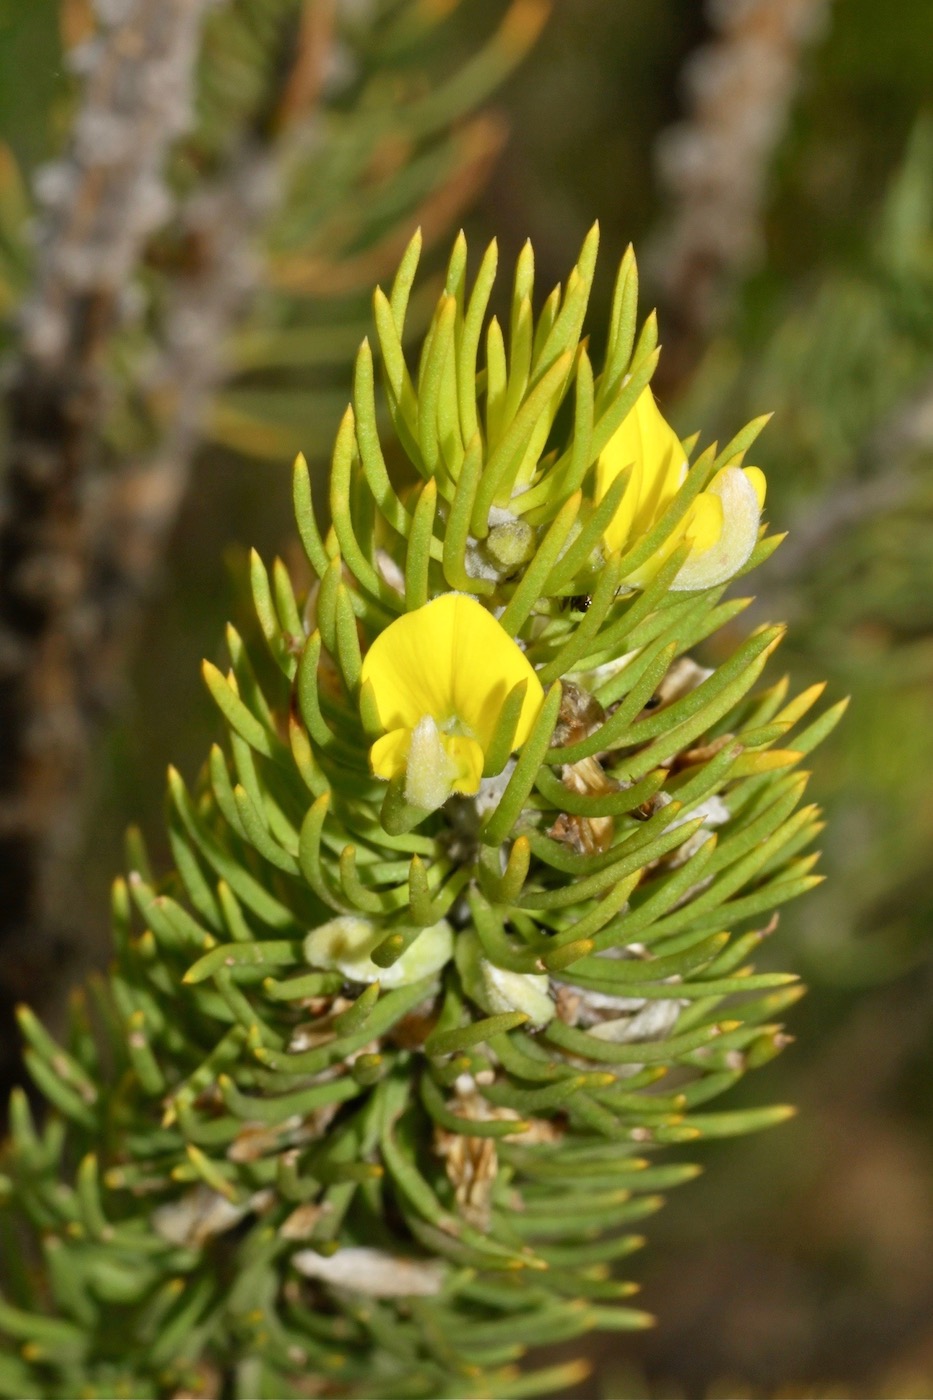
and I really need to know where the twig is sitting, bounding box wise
[85,152,281,708]
[0,0,215,1063]
[64,0,539,721]
[650,0,832,393]
[0,0,541,1097]
[85,0,339,712]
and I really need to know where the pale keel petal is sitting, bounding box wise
[671,466,762,591]
[480,960,554,1028]
[405,715,458,810]
[304,914,453,988]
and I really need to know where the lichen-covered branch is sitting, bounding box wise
[80,0,530,746]
[650,0,832,391]
[0,0,215,1056]
[0,0,545,1097]
[84,148,277,704]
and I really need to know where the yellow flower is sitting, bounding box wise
[360,593,544,811]
[596,387,766,589]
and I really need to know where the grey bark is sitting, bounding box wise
[650,0,832,393]
[0,0,216,1075]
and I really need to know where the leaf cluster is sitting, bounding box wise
[0,228,844,1398]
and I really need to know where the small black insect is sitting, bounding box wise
[560,593,593,613]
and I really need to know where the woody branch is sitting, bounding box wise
[0,0,215,1056]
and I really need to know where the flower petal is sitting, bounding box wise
[443,733,486,795]
[743,465,767,509]
[361,593,544,752]
[684,490,724,554]
[447,595,543,748]
[597,388,686,556]
[360,596,463,732]
[672,466,762,590]
[597,455,642,556]
[629,388,686,529]
[370,728,411,781]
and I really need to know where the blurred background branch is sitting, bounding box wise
[0,0,216,1070]
[0,0,547,1085]
[650,0,832,394]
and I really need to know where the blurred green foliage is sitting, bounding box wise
[0,2,61,169]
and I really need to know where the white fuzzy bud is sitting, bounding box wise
[480,961,554,1029]
[304,916,453,988]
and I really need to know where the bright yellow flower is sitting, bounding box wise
[360,593,544,811]
[596,387,766,589]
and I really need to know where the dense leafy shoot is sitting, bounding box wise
[0,227,842,1399]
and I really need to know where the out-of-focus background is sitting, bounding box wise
[1,2,932,1396]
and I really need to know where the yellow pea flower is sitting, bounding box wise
[360,593,544,812]
[596,387,766,589]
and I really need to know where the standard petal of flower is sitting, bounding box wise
[446,596,543,749]
[598,456,642,556]
[360,593,544,813]
[361,594,543,751]
[597,388,686,556]
[630,389,686,530]
[361,596,465,732]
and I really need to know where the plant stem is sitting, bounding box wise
[0,0,215,1082]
